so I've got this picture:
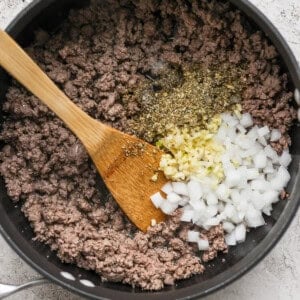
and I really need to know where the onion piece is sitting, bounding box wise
[190,199,206,211]
[160,200,177,215]
[187,180,203,201]
[251,179,271,191]
[150,192,165,208]
[180,209,194,222]
[240,113,253,128]
[278,150,292,167]
[172,182,189,196]
[258,126,270,137]
[225,169,242,188]
[225,231,237,246]
[295,88,300,106]
[253,151,267,169]
[206,205,218,217]
[223,221,235,233]
[270,129,281,142]
[206,192,218,206]
[203,217,220,228]
[251,192,265,210]
[262,190,279,205]
[263,204,272,216]
[198,239,209,251]
[161,182,173,194]
[235,223,246,243]
[246,168,260,180]
[178,196,189,206]
[264,145,278,161]
[216,184,230,201]
[167,192,181,203]
[187,230,199,243]
[245,206,265,228]
[224,203,236,218]
[275,166,290,188]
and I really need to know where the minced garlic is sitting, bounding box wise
[158,115,225,181]
[150,172,159,182]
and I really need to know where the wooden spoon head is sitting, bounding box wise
[0,30,165,233]
[89,124,167,232]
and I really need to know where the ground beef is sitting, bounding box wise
[0,0,296,290]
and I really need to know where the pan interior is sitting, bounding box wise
[0,0,299,299]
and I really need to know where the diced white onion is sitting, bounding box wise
[240,113,253,128]
[251,179,271,191]
[203,217,220,228]
[258,136,267,146]
[253,151,267,169]
[206,205,218,217]
[225,169,242,188]
[223,221,235,233]
[178,197,189,206]
[258,126,270,137]
[216,184,230,201]
[276,166,291,188]
[262,190,279,205]
[197,239,209,250]
[160,200,177,215]
[167,192,181,203]
[190,199,206,211]
[206,192,218,206]
[224,203,236,218]
[270,129,281,142]
[150,192,165,208]
[237,124,246,134]
[295,88,300,105]
[187,230,199,243]
[225,231,237,246]
[245,206,265,228]
[264,145,278,161]
[172,182,189,196]
[251,192,265,210]
[246,168,260,180]
[262,204,272,216]
[155,113,291,249]
[278,150,292,167]
[187,180,203,202]
[180,209,194,222]
[161,182,173,194]
[235,223,246,243]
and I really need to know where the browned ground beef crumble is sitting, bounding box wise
[0,0,296,290]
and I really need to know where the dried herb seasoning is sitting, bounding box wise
[124,63,246,142]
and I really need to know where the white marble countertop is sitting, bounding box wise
[0,0,299,299]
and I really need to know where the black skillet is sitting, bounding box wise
[0,0,299,299]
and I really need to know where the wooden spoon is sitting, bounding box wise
[0,30,166,232]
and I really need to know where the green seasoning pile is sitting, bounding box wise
[124,63,246,143]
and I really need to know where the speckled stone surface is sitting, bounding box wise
[0,1,299,299]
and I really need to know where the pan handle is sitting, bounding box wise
[0,278,49,299]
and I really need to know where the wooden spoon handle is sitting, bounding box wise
[0,30,104,150]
